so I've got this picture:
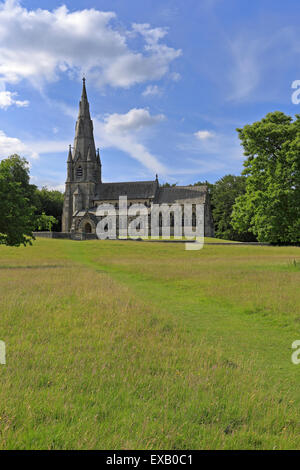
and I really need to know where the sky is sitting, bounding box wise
[1,0,300,190]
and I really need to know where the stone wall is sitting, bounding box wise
[33,232,71,239]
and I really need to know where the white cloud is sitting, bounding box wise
[0,129,37,159]
[194,130,214,140]
[93,108,167,174]
[46,183,65,192]
[0,129,70,162]
[0,1,181,89]
[142,85,161,96]
[0,90,29,109]
[131,23,168,45]
[103,108,165,133]
[30,175,65,191]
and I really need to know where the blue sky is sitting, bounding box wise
[1,0,300,189]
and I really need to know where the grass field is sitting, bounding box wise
[1,238,300,449]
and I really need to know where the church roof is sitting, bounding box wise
[95,180,158,200]
[154,185,208,204]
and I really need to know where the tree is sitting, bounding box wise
[231,112,300,243]
[34,187,64,231]
[211,174,256,241]
[0,155,36,246]
[36,212,58,231]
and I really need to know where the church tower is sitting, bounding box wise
[62,78,102,232]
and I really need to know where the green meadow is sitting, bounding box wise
[1,238,300,449]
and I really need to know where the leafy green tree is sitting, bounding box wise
[232,111,300,243]
[0,155,36,246]
[36,212,58,231]
[34,187,64,231]
[211,174,256,241]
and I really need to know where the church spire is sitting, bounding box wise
[67,144,72,162]
[73,77,96,161]
[78,76,91,119]
[82,76,87,97]
[62,78,102,232]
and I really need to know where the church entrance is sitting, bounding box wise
[84,222,92,234]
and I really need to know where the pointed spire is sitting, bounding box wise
[67,144,72,162]
[73,77,97,162]
[96,148,102,182]
[78,76,90,119]
[81,76,87,100]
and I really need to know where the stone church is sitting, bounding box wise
[62,79,214,237]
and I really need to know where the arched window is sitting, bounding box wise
[76,166,83,178]
[170,212,174,227]
[84,222,92,233]
[159,213,162,227]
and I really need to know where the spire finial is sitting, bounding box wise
[81,75,87,96]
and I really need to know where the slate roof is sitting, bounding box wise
[154,186,208,204]
[95,180,158,200]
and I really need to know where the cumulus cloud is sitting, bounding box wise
[0,1,181,89]
[103,108,165,133]
[0,90,28,109]
[194,130,214,140]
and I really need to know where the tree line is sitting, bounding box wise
[1,110,300,245]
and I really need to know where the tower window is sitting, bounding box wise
[76,166,83,178]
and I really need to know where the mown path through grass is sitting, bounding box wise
[64,240,300,380]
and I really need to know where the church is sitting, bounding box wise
[62,79,214,238]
